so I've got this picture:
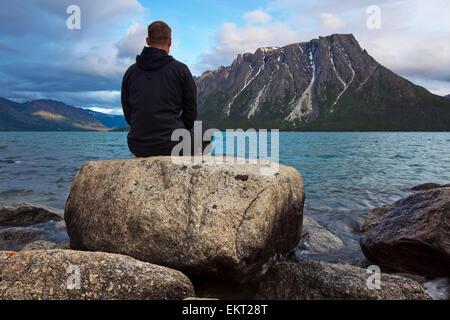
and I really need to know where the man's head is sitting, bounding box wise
[147,21,172,54]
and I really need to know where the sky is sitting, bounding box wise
[0,0,449,114]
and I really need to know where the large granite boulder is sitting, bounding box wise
[65,156,304,283]
[255,260,431,300]
[360,188,450,277]
[0,250,194,300]
[0,203,63,227]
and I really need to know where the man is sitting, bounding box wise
[121,21,210,157]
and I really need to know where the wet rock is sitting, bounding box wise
[0,227,47,251]
[293,217,369,268]
[0,203,63,227]
[423,278,449,300]
[255,260,431,300]
[65,156,305,283]
[0,249,194,300]
[411,183,450,191]
[296,217,344,254]
[360,187,450,277]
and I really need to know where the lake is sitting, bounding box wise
[1,131,449,259]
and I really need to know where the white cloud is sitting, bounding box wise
[364,31,450,83]
[116,23,147,58]
[81,106,124,115]
[194,10,299,73]
[66,45,132,79]
[320,13,345,30]
[408,78,450,96]
[244,10,272,25]
[195,0,450,94]
[215,21,298,54]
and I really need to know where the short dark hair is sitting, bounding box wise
[148,21,171,45]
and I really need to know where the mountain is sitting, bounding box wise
[85,109,127,129]
[112,126,130,132]
[445,95,450,100]
[196,34,450,131]
[0,98,108,131]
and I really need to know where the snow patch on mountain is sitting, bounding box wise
[331,51,355,110]
[286,45,316,121]
[226,56,266,116]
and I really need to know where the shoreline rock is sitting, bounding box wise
[411,182,450,191]
[296,216,345,254]
[360,187,450,277]
[0,249,194,300]
[0,203,63,227]
[65,156,305,283]
[0,227,47,251]
[255,260,431,300]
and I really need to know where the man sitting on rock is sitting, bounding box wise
[121,20,211,157]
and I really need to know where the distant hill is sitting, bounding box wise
[0,98,108,131]
[197,34,450,131]
[445,95,450,100]
[85,109,127,129]
[113,126,130,132]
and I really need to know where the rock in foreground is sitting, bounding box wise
[360,188,450,277]
[255,260,431,300]
[0,203,63,226]
[0,250,194,300]
[65,156,304,283]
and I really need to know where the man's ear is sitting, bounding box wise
[168,38,172,48]
[146,37,151,46]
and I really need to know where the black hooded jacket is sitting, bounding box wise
[121,47,197,156]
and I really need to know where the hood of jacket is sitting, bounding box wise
[136,47,174,71]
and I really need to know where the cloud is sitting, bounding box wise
[408,78,450,96]
[244,10,272,25]
[195,0,450,95]
[215,21,298,54]
[1,0,449,105]
[0,0,145,108]
[116,23,147,58]
[194,10,299,73]
[80,106,124,115]
[320,13,345,30]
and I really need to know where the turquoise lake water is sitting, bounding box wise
[1,131,449,255]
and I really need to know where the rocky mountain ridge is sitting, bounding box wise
[0,97,119,131]
[196,34,450,131]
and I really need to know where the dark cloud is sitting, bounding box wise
[0,0,144,109]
